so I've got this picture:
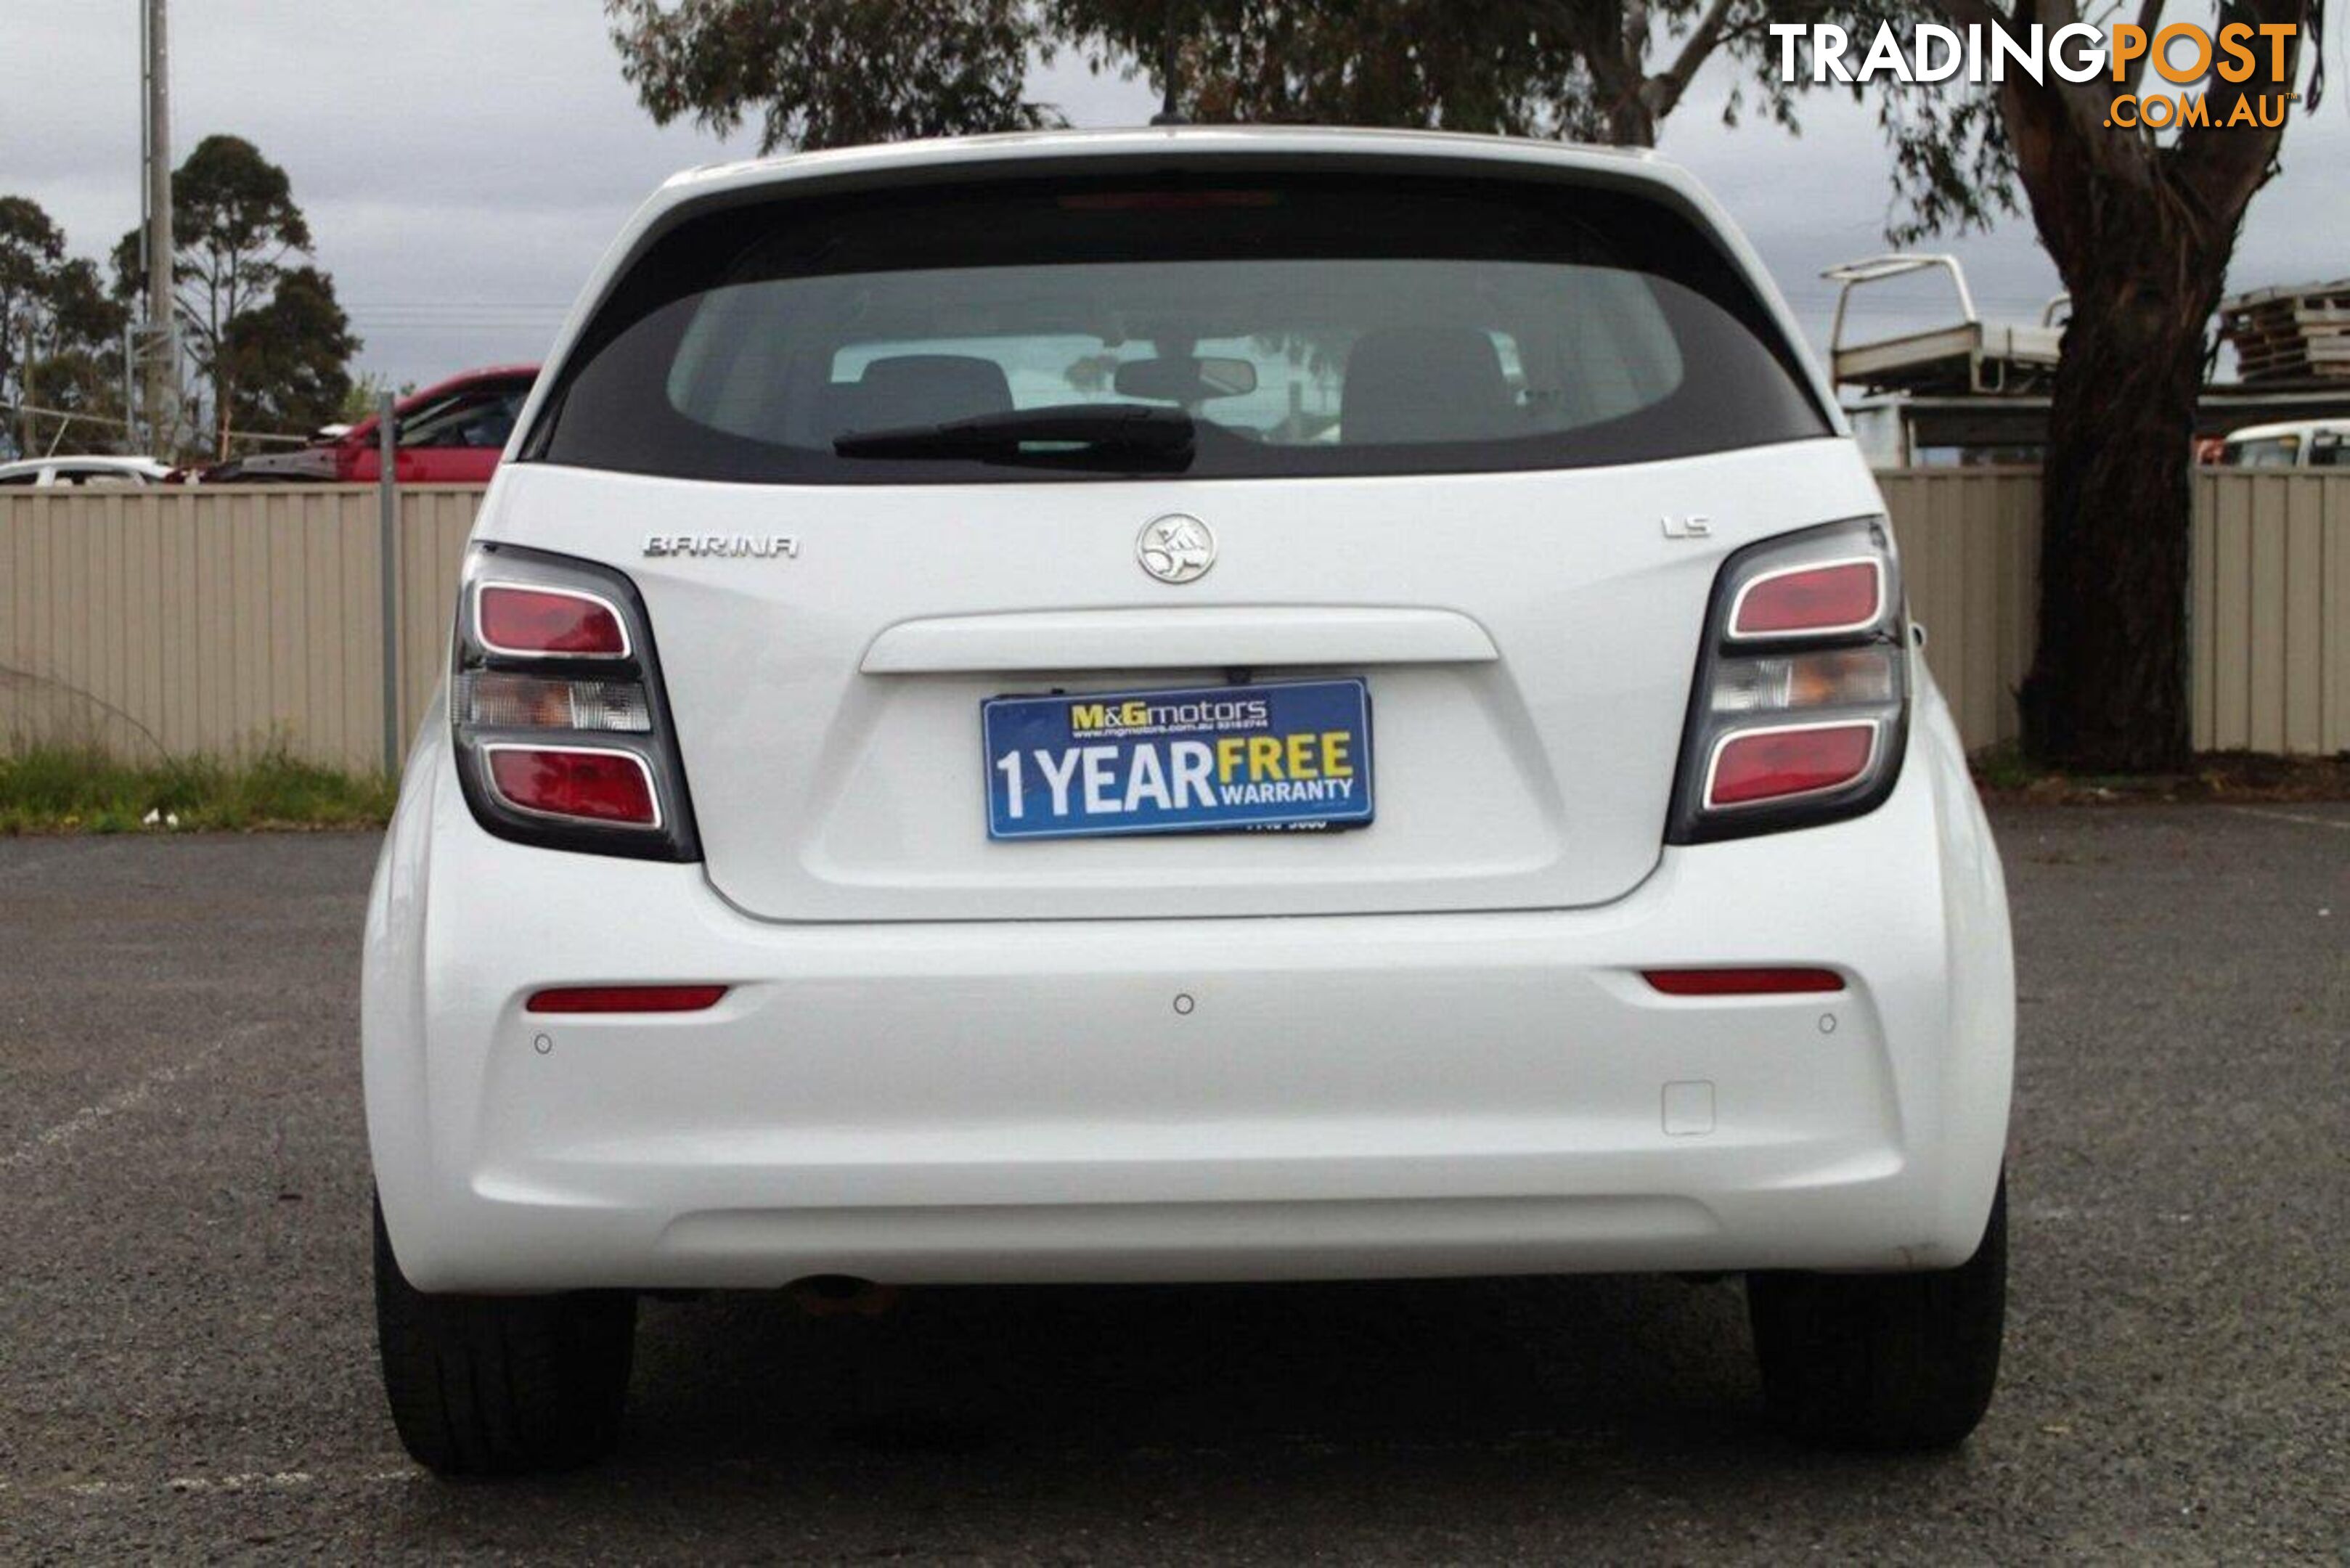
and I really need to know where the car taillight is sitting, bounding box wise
[1668,518,1908,843]
[476,584,630,658]
[1729,559,1883,638]
[486,746,660,825]
[1706,722,1878,807]
[452,542,698,859]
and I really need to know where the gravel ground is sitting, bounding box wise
[1,805,2343,1562]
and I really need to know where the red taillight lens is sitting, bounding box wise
[526,984,727,1013]
[478,584,629,657]
[1643,967,1845,996]
[1731,560,1882,637]
[487,746,658,825]
[1706,722,1877,807]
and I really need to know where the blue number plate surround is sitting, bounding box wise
[983,679,1374,841]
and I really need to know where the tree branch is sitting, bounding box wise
[1641,0,1737,121]
[2171,0,2307,219]
[2122,0,2167,90]
[1930,0,2015,33]
[1538,0,1645,128]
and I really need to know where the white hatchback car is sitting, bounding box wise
[364,128,2014,1472]
[0,454,174,487]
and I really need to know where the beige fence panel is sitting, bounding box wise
[1883,467,2349,755]
[5,472,2346,768]
[2192,470,2350,754]
[396,489,484,751]
[1879,469,2042,752]
[1,485,482,772]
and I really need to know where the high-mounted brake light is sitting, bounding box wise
[1668,518,1908,843]
[1057,189,1281,211]
[450,543,698,860]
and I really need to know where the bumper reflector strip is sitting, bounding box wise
[1641,968,1846,996]
[526,984,729,1014]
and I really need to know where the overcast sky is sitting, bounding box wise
[6,1,2344,406]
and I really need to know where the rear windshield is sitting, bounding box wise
[527,171,1830,483]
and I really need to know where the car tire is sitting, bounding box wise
[372,1192,637,1475]
[1745,1173,2007,1450]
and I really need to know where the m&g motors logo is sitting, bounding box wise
[1070,695,1270,737]
[1772,20,2301,130]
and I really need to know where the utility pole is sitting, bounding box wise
[378,392,400,773]
[121,322,136,455]
[140,0,176,457]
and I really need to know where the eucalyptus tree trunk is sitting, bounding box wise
[1986,0,2304,771]
[2022,240,2222,769]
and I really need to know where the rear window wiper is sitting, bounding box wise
[833,403,1195,465]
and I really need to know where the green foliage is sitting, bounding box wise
[0,743,398,835]
[0,195,73,451]
[1970,743,2039,793]
[224,266,359,437]
[109,134,348,455]
[170,135,316,454]
[21,256,134,449]
[0,201,141,455]
[604,1,1914,155]
[175,134,313,261]
[341,372,415,425]
[46,257,126,347]
[1869,64,2018,245]
[0,197,68,368]
[1048,0,1578,132]
[609,0,1054,151]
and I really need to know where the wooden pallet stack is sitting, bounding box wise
[2220,279,2350,381]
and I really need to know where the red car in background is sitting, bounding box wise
[202,364,538,483]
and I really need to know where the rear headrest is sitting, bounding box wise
[1341,328,1515,445]
[844,354,1014,431]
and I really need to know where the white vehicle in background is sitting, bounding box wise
[0,454,173,487]
[362,128,2015,1474]
[2213,418,2350,467]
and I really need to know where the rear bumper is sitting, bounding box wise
[365,697,2012,1291]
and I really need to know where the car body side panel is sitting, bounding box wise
[1917,659,2018,1251]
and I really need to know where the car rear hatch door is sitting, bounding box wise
[484,442,1880,920]
[497,150,1866,920]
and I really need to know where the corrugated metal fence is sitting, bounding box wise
[1882,468,2350,755]
[1,486,476,771]
[4,472,2346,769]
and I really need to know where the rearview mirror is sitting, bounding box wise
[1114,355,1258,404]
